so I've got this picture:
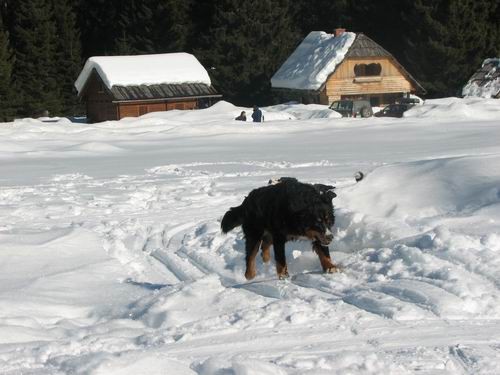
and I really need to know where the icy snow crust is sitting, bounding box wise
[1,98,500,374]
[74,52,212,94]
[271,31,356,90]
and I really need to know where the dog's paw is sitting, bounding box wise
[245,269,257,280]
[324,265,341,273]
[278,272,290,280]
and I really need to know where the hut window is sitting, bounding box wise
[354,63,382,77]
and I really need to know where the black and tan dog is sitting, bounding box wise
[221,178,338,280]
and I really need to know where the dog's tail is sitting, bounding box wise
[354,171,364,182]
[221,205,244,233]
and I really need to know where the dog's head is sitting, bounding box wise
[313,183,337,202]
[289,185,336,245]
[303,204,335,245]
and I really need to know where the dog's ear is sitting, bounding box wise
[313,184,336,200]
[324,190,337,201]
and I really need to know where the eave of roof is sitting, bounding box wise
[110,83,220,101]
[77,69,220,101]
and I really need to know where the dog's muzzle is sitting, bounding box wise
[308,228,333,245]
[318,231,333,245]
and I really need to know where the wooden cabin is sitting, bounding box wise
[75,52,221,123]
[462,58,500,98]
[271,29,425,107]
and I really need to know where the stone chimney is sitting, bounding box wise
[334,28,346,37]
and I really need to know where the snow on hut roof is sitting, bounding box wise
[271,31,356,91]
[462,58,500,99]
[75,52,212,94]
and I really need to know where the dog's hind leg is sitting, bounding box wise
[244,234,262,280]
[260,233,272,263]
[313,241,339,273]
[273,237,289,279]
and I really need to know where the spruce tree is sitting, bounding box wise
[154,0,193,53]
[402,0,499,97]
[77,0,121,57]
[0,13,15,121]
[291,0,351,35]
[197,0,298,105]
[51,0,82,115]
[10,0,61,117]
[115,0,155,55]
[114,0,194,55]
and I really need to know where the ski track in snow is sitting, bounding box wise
[1,159,499,374]
[1,101,500,374]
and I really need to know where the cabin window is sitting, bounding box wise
[354,63,382,77]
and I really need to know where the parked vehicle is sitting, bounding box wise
[329,99,373,118]
[397,97,421,105]
[375,103,414,118]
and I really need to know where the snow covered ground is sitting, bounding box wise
[1,98,500,374]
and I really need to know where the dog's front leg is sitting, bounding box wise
[313,241,339,273]
[273,237,289,279]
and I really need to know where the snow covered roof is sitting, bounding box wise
[462,58,500,99]
[271,31,356,91]
[75,52,212,94]
[271,31,425,94]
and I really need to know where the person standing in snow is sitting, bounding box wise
[252,106,264,122]
[235,111,247,121]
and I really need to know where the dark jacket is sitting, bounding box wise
[252,108,264,122]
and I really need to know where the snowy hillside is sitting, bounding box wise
[1,98,500,374]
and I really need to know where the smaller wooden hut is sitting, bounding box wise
[75,53,221,123]
[271,29,425,107]
[462,58,500,99]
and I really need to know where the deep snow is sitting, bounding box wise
[1,98,500,374]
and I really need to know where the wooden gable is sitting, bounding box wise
[322,56,416,104]
[319,33,425,106]
[79,70,118,123]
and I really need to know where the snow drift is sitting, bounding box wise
[1,99,500,374]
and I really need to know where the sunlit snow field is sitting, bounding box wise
[1,98,500,374]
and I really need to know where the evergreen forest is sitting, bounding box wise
[0,0,499,120]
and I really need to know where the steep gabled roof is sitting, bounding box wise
[271,31,356,91]
[271,31,425,94]
[75,52,213,96]
[345,33,392,58]
[462,58,500,98]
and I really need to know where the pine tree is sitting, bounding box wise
[77,0,122,57]
[113,0,194,55]
[291,0,351,35]
[51,0,82,115]
[154,0,193,53]
[0,12,15,121]
[402,0,499,97]
[197,0,299,105]
[115,0,155,55]
[10,0,61,117]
